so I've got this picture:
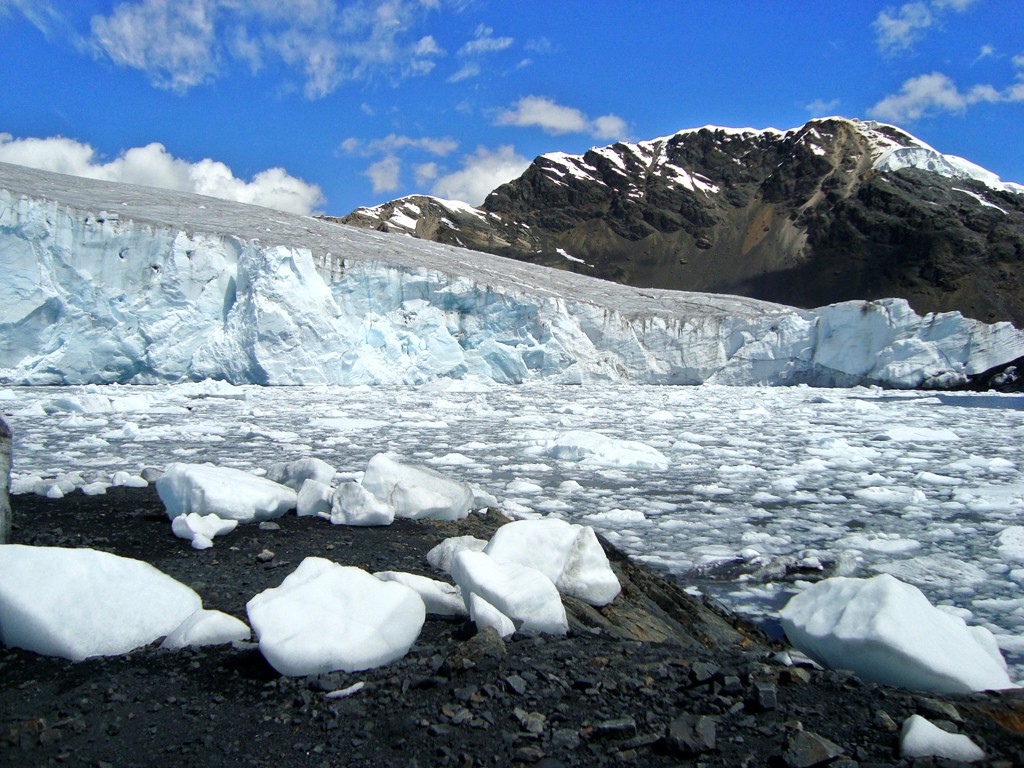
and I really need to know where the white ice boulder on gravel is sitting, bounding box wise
[360,453,473,521]
[0,545,202,660]
[246,557,425,676]
[157,463,296,523]
[484,519,621,606]
[900,715,986,762]
[468,593,515,638]
[160,608,251,650]
[780,573,1013,694]
[426,535,488,572]
[374,571,466,616]
[450,550,567,636]
[170,511,239,549]
[266,457,336,491]
[296,478,333,518]
[328,481,396,526]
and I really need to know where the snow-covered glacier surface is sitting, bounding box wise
[3,161,1023,388]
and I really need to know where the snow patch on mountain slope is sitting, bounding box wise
[2,161,1022,388]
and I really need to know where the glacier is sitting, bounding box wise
[2,160,1023,388]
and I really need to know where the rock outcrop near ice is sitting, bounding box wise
[2,160,1023,389]
[341,117,1024,327]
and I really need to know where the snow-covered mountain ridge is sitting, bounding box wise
[2,160,1022,388]
[340,117,1024,328]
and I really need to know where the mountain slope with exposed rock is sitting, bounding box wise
[337,117,1024,326]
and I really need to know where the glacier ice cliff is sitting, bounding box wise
[2,161,1023,388]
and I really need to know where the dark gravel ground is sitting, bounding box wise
[3,487,1024,768]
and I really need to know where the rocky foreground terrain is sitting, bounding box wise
[3,487,1024,767]
[338,118,1024,328]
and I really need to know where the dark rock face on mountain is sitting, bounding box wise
[336,118,1024,326]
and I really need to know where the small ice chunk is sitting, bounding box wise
[484,519,620,606]
[296,478,333,517]
[246,557,425,676]
[900,715,985,762]
[426,535,488,572]
[161,609,251,649]
[328,481,395,526]
[468,593,515,638]
[157,463,296,523]
[450,550,567,636]
[0,545,202,661]
[544,430,670,470]
[780,574,1013,693]
[171,512,239,549]
[360,453,473,520]
[266,457,336,491]
[374,571,466,616]
[996,526,1024,562]
[111,471,148,488]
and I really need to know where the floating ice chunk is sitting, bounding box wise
[296,478,333,517]
[171,512,239,550]
[953,485,1024,513]
[506,478,544,495]
[426,535,488,572]
[81,481,110,496]
[780,573,1013,693]
[161,609,250,649]
[0,545,202,661]
[582,508,648,526]
[451,550,567,635]
[360,453,473,521]
[878,426,960,442]
[900,715,986,762]
[374,571,466,616]
[838,533,921,554]
[875,554,987,587]
[157,463,297,523]
[266,457,336,491]
[468,593,515,638]
[544,430,670,470]
[485,519,620,606]
[246,557,425,676]
[328,481,395,526]
[853,486,926,505]
[914,471,962,486]
[996,527,1024,562]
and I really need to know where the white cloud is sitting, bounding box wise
[430,145,530,205]
[873,0,978,56]
[87,0,446,97]
[804,98,841,114]
[458,23,512,56]
[495,96,629,140]
[365,154,401,193]
[414,161,438,186]
[868,71,1024,123]
[874,2,933,55]
[591,114,628,141]
[447,62,480,82]
[0,133,324,214]
[0,0,68,39]
[90,0,218,92]
[340,133,458,157]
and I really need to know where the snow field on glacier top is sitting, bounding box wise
[4,382,1024,678]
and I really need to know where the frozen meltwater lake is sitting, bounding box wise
[4,382,1024,678]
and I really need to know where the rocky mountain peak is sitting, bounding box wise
[336,117,1024,326]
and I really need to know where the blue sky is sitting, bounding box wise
[1,0,1022,216]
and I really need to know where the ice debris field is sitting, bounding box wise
[3,380,1024,682]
